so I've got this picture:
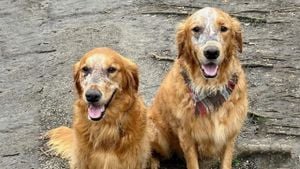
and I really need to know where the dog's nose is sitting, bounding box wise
[85,89,101,103]
[204,46,220,60]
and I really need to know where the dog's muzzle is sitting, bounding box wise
[204,46,220,60]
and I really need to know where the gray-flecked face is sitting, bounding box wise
[184,7,240,78]
[75,52,121,121]
[191,8,220,46]
[81,55,119,106]
[73,48,139,121]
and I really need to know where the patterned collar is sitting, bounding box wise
[180,68,238,117]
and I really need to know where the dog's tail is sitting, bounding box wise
[47,126,73,160]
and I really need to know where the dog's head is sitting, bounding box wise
[73,48,139,121]
[177,7,242,79]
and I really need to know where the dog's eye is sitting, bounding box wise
[82,66,91,75]
[107,67,117,74]
[192,26,203,33]
[220,25,228,32]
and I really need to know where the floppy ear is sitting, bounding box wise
[232,18,243,53]
[73,61,82,96]
[123,61,139,94]
[176,21,187,58]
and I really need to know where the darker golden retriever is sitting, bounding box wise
[47,48,150,169]
[149,7,248,169]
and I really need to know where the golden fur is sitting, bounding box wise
[47,48,150,169]
[149,7,248,169]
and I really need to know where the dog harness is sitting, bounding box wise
[180,68,238,117]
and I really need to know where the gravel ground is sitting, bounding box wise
[0,0,299,168]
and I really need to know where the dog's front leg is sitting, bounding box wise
[178,129,199,169]
[149,157,160,169]
[220,138,235,169]
[73,154,89,169]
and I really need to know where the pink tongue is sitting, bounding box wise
[88,105,105,119]
[201,64,218,77]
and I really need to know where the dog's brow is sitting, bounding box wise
[93,64,103,71]
[90,67,108,82]
[193,8,219,45]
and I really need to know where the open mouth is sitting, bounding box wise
[201,63,219,78]
[87,90,116,121]
[88,104,105,121]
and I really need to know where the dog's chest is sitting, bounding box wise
[189,105,239,156]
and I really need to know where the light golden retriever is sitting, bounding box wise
[149,7,248,169]
[47,48,150,169]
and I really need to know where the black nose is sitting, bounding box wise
[204,46,220,60]
[85,89,101,103]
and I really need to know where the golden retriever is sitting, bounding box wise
[47,48,150,169]
[149,7,248,169]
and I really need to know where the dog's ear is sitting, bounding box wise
[73,61,82,96]
[176,21,187,58]
[123,60,139,95]
[232,18,243,53]
[176,20,194,59]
